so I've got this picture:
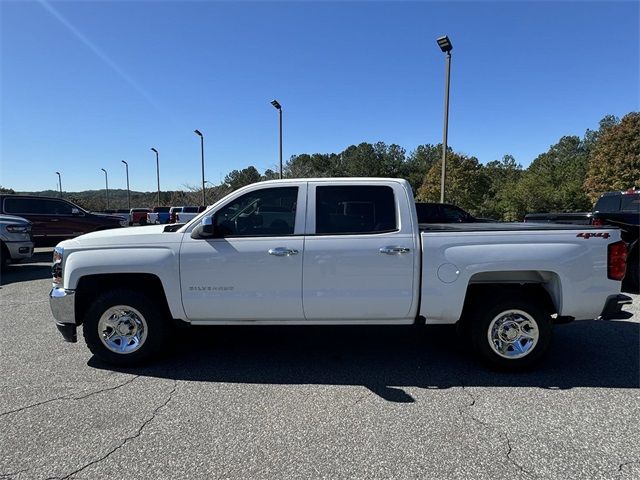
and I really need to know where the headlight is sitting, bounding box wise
[52,246,64,285]
[6,224,31,233]
[120,219,128,227]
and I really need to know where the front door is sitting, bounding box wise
[180,184,306,322]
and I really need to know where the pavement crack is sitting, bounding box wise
[50,380,178,480]
[0,376,139,418]
[0,468,29,479]
[458,384,535,478]
[618,460,640,474]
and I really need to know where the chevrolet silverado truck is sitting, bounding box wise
[49,178,631,369]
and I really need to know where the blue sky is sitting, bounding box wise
[2,1,638,193]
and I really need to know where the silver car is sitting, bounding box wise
[0,214,34,267]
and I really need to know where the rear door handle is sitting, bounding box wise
[51,218,60,222]
[379,246,410,254]
[268,247,299,256]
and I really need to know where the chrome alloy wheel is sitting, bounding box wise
[98,305,148,354]
[487,309,539,359]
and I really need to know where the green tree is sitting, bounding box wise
[480,155,524,220]
[224,166,262,190]
[584,112,640,200]
[416,152,490,214]
[512,136,592,216]
[404,144,440,193]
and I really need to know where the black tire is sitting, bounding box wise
[139,218,147,226]
[0,242,10,270]
[623,247,639,294]
[470,294,552,371]
[83,289,168,366]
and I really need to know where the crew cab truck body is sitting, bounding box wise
[49,178,631,369]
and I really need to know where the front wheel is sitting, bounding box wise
[83,289,168,366]
[470,295,552,370]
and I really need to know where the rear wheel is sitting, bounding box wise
[470,294,552,370]
[83,289,168,366]
[0,242,10,270]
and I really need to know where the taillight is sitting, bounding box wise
[607,241,627,281]
[591,217,604,226]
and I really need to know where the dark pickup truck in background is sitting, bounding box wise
[415,202,494,224]
[524,189,639,291]
[0,195,127,246]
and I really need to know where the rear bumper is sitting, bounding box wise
[599,294,633,320]
[49,287,77,342]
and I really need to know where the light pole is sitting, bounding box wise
[150,148,160,206]
[436,35,453,204]
[194,130,206,206]
[121,160,130,211]
[55,172,62,197]
[270,100,283,179]
[100,168,109,210]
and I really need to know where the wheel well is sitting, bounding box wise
[75,273,171,325]
[462,283,557,319]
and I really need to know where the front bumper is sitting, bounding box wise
[599,294,633,320]
[4,240,34,261]
[49,287,77,342]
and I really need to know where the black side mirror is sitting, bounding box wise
[191,216,215,239]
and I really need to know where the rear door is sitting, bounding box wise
[303,181,417,321]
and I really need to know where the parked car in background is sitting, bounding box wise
[592,189,639,291]
[129,208,153,226]
[176,206,206,223]
[0,195,127,246]
[147,206,171,224]
[169,206,184,224]
[525,189,639,291]
[416,203,494,224]
[524,212,592,225]
[0,214,34,268]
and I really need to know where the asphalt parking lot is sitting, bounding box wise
[1,249,638,480]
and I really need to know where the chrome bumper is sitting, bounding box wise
[49,287,77,342]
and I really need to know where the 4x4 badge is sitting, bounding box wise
[576,232,610,239]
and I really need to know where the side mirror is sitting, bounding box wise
[191,216,215,239]
[71,208,80,215]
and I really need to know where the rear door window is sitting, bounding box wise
[315,186,397,234]
[594,195,620,212]
[620,194,640,213]
[4,197,46,214]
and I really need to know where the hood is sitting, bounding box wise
[0,214,31,225]
[57,224,183,249]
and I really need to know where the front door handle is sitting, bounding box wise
[268,247,299,257]
[379,246,410,254]
[51,218,60,222]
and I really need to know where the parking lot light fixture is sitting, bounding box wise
[194,130,206,207]
[121,160,130,211]
[270,100,283,179]
[151,148,160,206]
[100,168,109,210]
[55,172,62,197]
[436,35,453,204]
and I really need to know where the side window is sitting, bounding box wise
[214,187,298,237]
[315,186,397,234]
[4,198,46,214]
[594,195,620,212]
[44,199,73,215]
[441,205,468,222]
[415,203,440,223]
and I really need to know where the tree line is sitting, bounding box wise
[5,112,638,220]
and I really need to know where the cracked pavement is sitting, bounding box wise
[1,250,639,479]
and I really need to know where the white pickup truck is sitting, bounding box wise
[49,178,631,369]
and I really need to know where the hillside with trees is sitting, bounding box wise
[3,112,638,220]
